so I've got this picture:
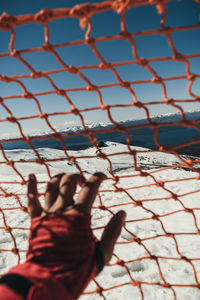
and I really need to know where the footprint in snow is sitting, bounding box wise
[111,265,128,278]
[111,260,146,278]
[128,261,145,272]
[121,231,134,241]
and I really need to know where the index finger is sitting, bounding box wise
[74,172,106,214]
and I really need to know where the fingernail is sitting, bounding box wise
[117,210,126,221]
[29,174,35,180]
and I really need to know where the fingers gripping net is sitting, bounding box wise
[0,0,200,299]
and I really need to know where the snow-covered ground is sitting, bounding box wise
[1,141,200,299]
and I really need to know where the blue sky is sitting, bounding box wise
[0,0,200,136]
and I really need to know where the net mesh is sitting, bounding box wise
[0,0,200,298]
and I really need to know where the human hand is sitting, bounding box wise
[0,173,126,300]
[27,172,126,269]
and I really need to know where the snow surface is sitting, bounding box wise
[1,141,200,299]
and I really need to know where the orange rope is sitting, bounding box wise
[0,0,200,298]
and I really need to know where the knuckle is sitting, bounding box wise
[27,193,35,200]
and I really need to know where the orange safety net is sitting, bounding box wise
[0,0,200,299]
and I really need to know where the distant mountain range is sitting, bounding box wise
[1,110,200,156]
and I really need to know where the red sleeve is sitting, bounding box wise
[0,285,23,300]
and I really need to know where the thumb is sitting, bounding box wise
[99,210,126,265]
[27,174,42,218]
